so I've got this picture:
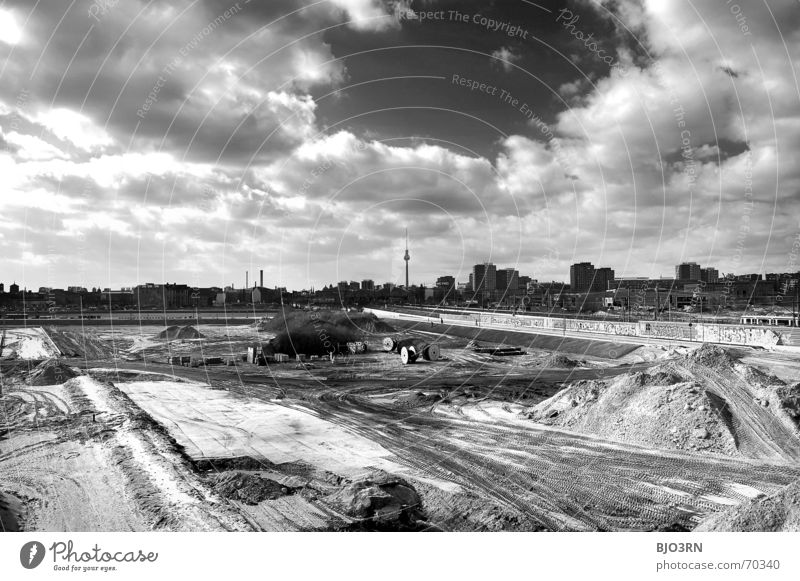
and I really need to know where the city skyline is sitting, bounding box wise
[1,257,791,295]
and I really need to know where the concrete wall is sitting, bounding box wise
[365,308,797,349]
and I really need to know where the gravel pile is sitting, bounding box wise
[527,367,739,456]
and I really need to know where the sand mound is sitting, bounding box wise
[211,472,292,505]
[155,326,204,340]
[27,359,80,385]
[527,368,739,456]
[695,479,800,532]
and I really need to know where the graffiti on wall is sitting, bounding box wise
[365,309,793,349]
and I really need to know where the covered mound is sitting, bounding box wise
[526,368,739,456]
[263,310,394,356]
[260,309,394,334]
[27,359,80,385]
[154,325,204,340]
[695,479,800,532]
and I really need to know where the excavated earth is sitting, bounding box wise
[2,326,800,532]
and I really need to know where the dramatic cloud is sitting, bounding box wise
[0,0,798,289]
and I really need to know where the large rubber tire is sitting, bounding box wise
[400,346,417,364]
[382,337,397,352]
[422,344,440,361]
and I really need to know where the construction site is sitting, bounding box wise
[2,308,800,532]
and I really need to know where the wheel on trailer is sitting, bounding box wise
[400,345,417,364]
[422,343,440,361]
[382,337,397,352]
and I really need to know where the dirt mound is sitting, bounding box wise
[86,369,188,384]
[155,326,204,340]
[264,310,394,356]
[211,472,293,504]
[733,365,800,434]
[325,470,425,531]
[396,391,443,408]
[527,368,739,456]
[27,359,80,385]
[775,383,800,429]
[637,370,683,386]
[695,479,800,532]
[45,328,111,358]
[542,353,578,368]
[0,491,23,532]
[686,343,737,370]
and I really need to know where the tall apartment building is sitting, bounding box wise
[570,262,614,292]
[496,268,519,293]
[593,267,615,292]
[676,262,702,281]
[700,268,719,283]
[472,262,497,293]
[570,262,595,293]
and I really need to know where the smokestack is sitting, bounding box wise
[246,271,249,289]
[260,270,264,288]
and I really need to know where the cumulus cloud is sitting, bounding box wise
[0,0,798,288]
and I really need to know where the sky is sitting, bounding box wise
[0,0,799,291]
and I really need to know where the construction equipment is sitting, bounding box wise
[346,341,368,354]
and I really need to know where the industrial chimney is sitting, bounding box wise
[260,270,264,288]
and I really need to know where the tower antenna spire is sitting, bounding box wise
[403,227,410,289]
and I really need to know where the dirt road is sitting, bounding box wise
[109,356,800,531]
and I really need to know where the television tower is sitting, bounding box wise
[403,228,410,289]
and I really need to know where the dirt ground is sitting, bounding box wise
[2,322,800,532]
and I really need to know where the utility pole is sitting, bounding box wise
[655,287,660,321]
